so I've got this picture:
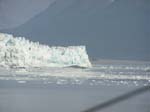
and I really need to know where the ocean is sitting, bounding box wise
[0,60,150,112]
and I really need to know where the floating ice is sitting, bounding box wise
[0,33,92,68]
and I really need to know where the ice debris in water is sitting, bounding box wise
[0,33,92,68]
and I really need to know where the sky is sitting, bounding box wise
[0,0,150,61]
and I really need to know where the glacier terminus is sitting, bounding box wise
[0,33,92,68]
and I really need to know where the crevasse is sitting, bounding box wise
[0,33,92,68]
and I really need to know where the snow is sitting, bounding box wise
[0,33,92,68]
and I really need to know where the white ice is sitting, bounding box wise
[0,33,92,68]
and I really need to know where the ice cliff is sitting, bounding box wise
[0,33,92,68]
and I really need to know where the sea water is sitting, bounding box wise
[0,60,150,112]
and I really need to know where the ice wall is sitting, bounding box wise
[0,33,92,68]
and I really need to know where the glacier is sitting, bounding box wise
[0,33,92,68]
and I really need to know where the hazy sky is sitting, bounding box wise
[0,0,150,61]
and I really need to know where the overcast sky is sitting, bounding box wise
[0,0,150,61]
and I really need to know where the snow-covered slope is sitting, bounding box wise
[0,33,92,68]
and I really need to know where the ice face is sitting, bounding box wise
[0,33,92,68]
